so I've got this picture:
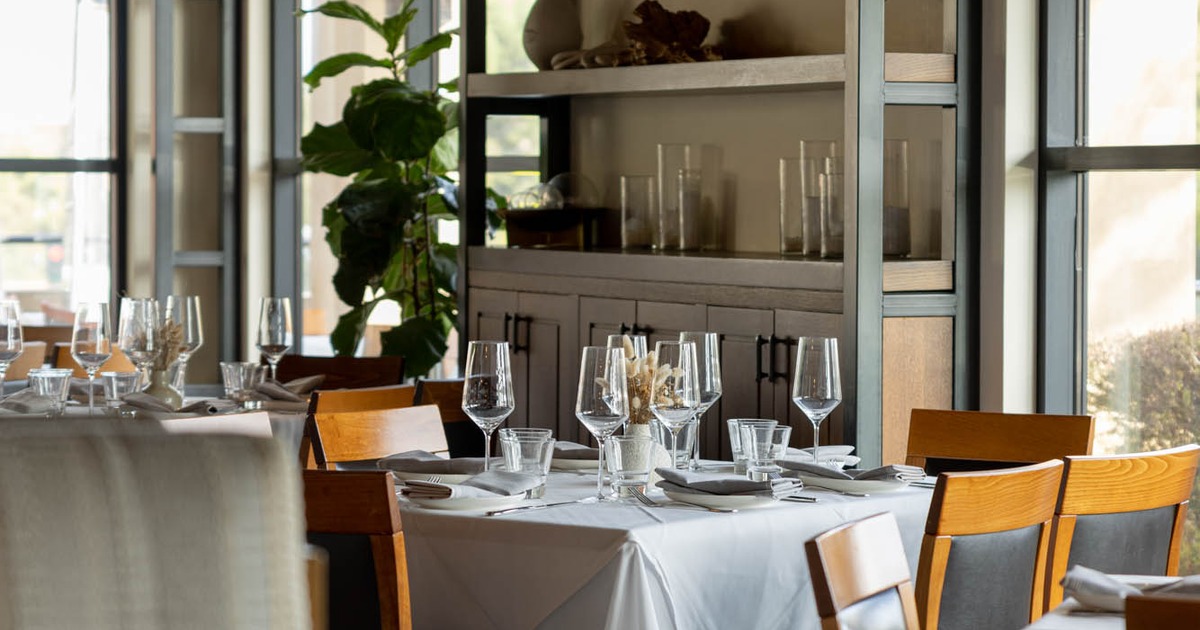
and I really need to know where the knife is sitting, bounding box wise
[486,499,589,516]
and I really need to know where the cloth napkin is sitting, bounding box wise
[778,460,926,483]
[780,445,862,468]
[401,471,541,500]
[553,441,600,460]
[252,380,304,402]
[1061,565,1143,611]
[0,390,56,415]
[121,392,177,412]
[69,378,104,401]
[178,399,241,415]
[655,468,803,498]
[377,450,486,475]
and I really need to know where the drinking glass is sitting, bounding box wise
[648,340,700,470]
[575,346,629,500]
[680,331,721,469]
[740,422,783,480]
[102,371,141,408]
[727,419,779,474]
[499,428,555,498]
[257,297,293,381]
[461,340,515,472]
[29,368,72,415]
[164,295,203,392]
[71,302,113,415]
[791,337,842,464]
[220,361,265,405]
[606,435,654,497]
[0,301,23,397]
[117,297,159,386]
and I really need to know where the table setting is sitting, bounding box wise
[1027,566,1200,629]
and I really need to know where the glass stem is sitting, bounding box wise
[690,414,701,469]
[670,427,680,470]
[483,430,492,472]
[269,361,278,382]
[812,420,821,464]
[0,364,7,397]
[87,370,96,415]
[596,436,607,499]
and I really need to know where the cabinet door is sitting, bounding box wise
[636,301,707,348]
[516,292,580,441]
[579,297,636,347]
[467,288,517,343]
[707,306,775,460]
[773,309,845,449]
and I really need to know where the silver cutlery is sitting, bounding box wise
[486,497,594,516]
[629,486,738,513]
[803,483,870,497]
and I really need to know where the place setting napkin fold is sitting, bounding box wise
[655,468,803,498]
[553,441,600,460]
[401,470,542,500]
[249,376,324,411]
[780,445,862,468]
[69,378,104,402]
[777,460,926,483]
[0,390,57,415]
[1062,565,1200,612]
[377,450,486,474]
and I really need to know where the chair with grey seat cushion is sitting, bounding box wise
[1044,444,1200,610]
[0,422,310,629]
[906,408,1094,475]
[806,512,920,630]
[916,459,1064,630]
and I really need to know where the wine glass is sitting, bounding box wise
[461,340,515,471]
[164,295,203,391]
[791,336,842,465]
[71,303,113,415]
[648,340,700,470]
[0,301,24,397]
[680,331,721,469]
[575,346,629,500]
[257,297,293,381]
[117,297,159,387]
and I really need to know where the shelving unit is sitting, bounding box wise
[457,0,977,466]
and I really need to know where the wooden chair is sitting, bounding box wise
[906,408,1095,475]
[805,512,920,630]
[53,343,137,377]
[300,384,417,467]
[275,355,405,390]
[5,340,46,380]
[1124,594,1200,630]
[21,325,72,362]
[303,470,411,630]
[414,378,485,457]
[1044,444,1200,610]
[916,459,1064,630]
[309,404,448,469]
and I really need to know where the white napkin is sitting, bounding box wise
[401,471,542,500]
[553,441,600,460]
[0,390,56,415]
[781,445,862,468]
[1061,565,1143,612]
[655,468,803,498]
[377,450,486,474]
[778,460,925,483]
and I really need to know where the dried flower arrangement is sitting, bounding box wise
[152,320,184,371]
[616,335,657,424]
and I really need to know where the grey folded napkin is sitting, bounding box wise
[780,445,862,468]
[69,378,104,400]
[778,460,925,483]
[1063,566,1200,612]
[655,468,803,498]
[252,380,304,402]
[121,392,177,412]
[377,450,486,475]
[178,399,240,415]
[284,375,325,395]
[553,441,600,460]
[0,390,56,415]
[401,471,541,500]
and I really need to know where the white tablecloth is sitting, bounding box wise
[399,471,933,629]
[1023,576,1178,630]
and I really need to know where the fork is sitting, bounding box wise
[629,486,738,513]
[423,475,442,484]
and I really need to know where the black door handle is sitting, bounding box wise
[755,335,769,383]
[503,313,512,343]
[631,324,653,336]
[770,335,790,382]
[619,322,630,335]
[512,315,532,353]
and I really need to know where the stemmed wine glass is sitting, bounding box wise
[164,295,203,391]
[575,346,629,500]
[117,297,159,387]
[648,340,700,469]
[257,297,292,381]
[71,303,113,415]
[680,332,721,469]
[461,340,515,471]
[0,301,24,397]
[791,337,842,465]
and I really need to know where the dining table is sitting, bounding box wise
[1023,575,1180,630]
[397,467,934,630]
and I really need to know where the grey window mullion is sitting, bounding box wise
[0,159,118,172]
[153,0,175,303]
[1044,145,1200,171]
[273,0,302,352]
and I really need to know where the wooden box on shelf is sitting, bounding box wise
[500,207,605,249]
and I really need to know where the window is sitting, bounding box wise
[0,0,117,321]
[1040,0,1200,572]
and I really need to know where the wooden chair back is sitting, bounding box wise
[303,470,411,630]
[21,325,72,361]
[53,343,137,377]
[310,404,448,468]
[1124,594,1200,630]
[806,512,920,630]
[275,355,405,390]
[5,341,46,380]
[300,384,417,468]
[414,378,484,457]
[916,459,1064,630]
[1044,444,1200,609]
[906,408,1094,474]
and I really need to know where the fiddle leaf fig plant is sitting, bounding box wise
[298,0,461,378]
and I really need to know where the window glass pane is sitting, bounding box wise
[486,0,537,74]
[1087,0,1199,146]
[0,0,111,159]
[0,173,111,317]
[1085,170,1199,572]
[487,116,540,156]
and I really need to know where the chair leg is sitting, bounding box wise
[371,532,411,630]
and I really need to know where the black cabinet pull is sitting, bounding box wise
[619,322,630,335]
[755,335,769,383]
[631,323,653,336]
[512,315,532,353]
[503,313,513,343]
[770,335,791,382]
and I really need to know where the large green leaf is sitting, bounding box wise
[301,122,377,176]
[336,178,422,233]
[343,79,444,161]
[380,316,449,378]
[430,242,458,294]
[439,98,459,131]
[329,302,377,356]
[332,256,376,307]
[300,2,384,40]
[304,53,393,90]
[380,1,417,54]
[321,202,347,257]
[400,31,454,69]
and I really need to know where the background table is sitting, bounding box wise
[1024,575,1178,630]
[399,471,933,629]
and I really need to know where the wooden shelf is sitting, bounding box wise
[467,53,955,98]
